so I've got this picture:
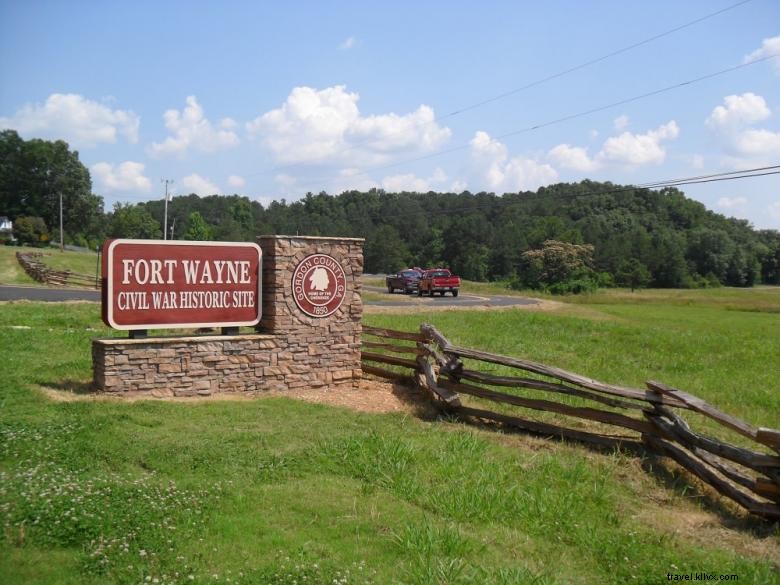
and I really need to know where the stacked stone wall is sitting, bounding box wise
[92,235,364,396]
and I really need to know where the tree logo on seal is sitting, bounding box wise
[291,253,347,317]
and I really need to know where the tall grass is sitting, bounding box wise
[1,299,778,584]
[364,290,780,428]
[0,245,99,285]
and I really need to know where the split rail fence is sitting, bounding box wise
[362,324,780,521]
[16,251,99,288]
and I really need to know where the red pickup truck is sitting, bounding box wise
[418,269,461,297]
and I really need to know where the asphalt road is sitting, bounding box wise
[0,283,539,309]
[0,285,100,302]
[363,285,539,308]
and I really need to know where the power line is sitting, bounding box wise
[635,165,780,188]
[242,0,757,182]
[444,0,755,118]
[653,170,780,187]
[291,52,780,188]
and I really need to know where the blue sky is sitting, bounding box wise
[1,0,779,228]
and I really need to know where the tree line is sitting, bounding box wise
[139,183,779,290]
[2,130,779,290]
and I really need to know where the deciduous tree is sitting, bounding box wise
[12,215,49,246]
[109,203,162,239]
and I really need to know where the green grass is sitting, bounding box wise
[364,274,765,307]
[555,285,780,313]
[422,306,774,416]
[427,276,780,313]
[366,288,780,430]
[1,296,779,584]
[39,248,100,277]
[0,245,99,285]
[362,276,386,289]
[0,245,36,284]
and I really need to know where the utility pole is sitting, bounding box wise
[59,190,64,252]
[161,178,174,240]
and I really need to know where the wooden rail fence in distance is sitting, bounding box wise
[361,324,780,521]
[16,251,99,289]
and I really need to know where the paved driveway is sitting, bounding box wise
[364,285,539,308]
[0,285,100,302]
[0,283,540,309]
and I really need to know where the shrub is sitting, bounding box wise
[615,258,651,292]
[596,271,615,288]
[12,216,50,247]
[546,276,598,295]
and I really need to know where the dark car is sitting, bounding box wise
[386,269,422,294]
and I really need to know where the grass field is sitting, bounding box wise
[1,290,779,584]
[0,245,99,285]
[366,289,780,429]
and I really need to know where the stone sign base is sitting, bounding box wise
[92,235,364,397]
[92,333,360,396]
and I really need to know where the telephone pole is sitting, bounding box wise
[59,190,64,252]
[161,178,174,240]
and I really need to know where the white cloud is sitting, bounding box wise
[733,128,780,157]
[274,173,297,187]
[0,93,139,147]
[547,120,679,171]
[220,118,238,131]
[181,173,220,195]
[323,168,377,194]
[431,167,447,183]
[706,93,780,161]
[91,161,152,193]
[598,121,679,166]
[246,85,451,166]
[706,93,770,131]
[149,96,239,157]
[227,175,246,188]
[613,115,630,131]
[380,167,449,192]
[470,131,558,192]
[548,144,597,172]
[717,196,748,209]
[449,180,468,193]
[744,35,780,75]
[339,36,356,50]
[381,173,432,192]
[691,154,705,169]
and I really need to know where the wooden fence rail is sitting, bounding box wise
[16,252,99,289]
[361,323,780,520]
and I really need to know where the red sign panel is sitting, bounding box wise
[291,253,346,318]
[102,239,262,330]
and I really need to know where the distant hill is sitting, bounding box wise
[6,131,773,287]
[138,182,780,287]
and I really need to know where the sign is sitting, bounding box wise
[102,239,262,330]
[291,253,346,318]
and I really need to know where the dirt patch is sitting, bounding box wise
[632,494,780,564]
[268,378,437,416]
[39,377,435,416]
[604,453,780,564]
